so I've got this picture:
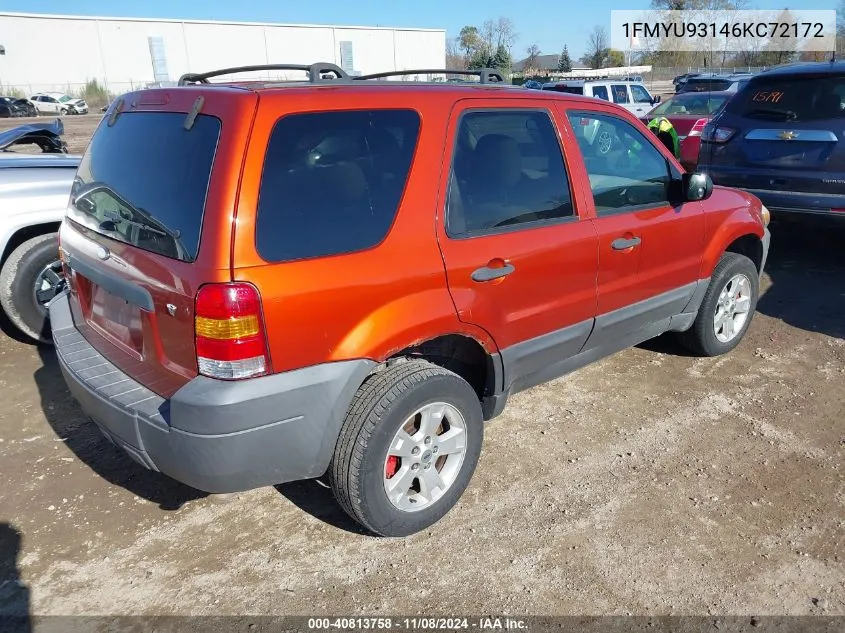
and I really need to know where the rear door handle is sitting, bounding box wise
[471,262,515,282]
[611,236,642,250]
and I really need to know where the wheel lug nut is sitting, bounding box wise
[411,446,420,455]
[424,436,432,445]
[411,463,420,471]
[432,446,439,454]
[424,464,431,470]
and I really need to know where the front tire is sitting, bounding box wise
[329,359,484,537]
[679,252,759,357]
[0,233,63,344]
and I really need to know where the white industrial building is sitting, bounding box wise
[0,12,446,95]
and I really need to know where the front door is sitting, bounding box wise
[436,100,599,393]
[561,107,705,343]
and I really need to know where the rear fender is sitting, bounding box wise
[330,288,500,362]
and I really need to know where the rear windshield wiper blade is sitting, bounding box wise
[744,108,798,122]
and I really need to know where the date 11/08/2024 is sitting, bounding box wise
[307,617,528,630]
[622,21,825,40]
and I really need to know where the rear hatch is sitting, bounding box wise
[59,88,257,398]
[700,72,845,195]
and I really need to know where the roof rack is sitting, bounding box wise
[177,62,349,85]
[354,68,506,84]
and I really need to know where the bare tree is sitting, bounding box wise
[524,43,542,75]
[584,25,609,69]
[446,37,467,69]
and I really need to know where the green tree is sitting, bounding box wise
[459,25,483,63]
[606,49,625,67]
[558,45,573,72]
[492,44,513,70]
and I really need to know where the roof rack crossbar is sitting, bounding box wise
[177,62,350,86]
[354,68,506,84]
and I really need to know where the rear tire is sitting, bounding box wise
[328,359,483,537]
[0,233,63,344]
[679,252,759,357]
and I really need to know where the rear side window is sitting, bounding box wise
[447,109,574,236]
[726,75,845,122]
[256,109,420,262]
[68,112,221,262]
[591,86,609,101]
[611,85,630,104]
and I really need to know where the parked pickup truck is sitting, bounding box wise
[50,64,770,537]
[0,120,78,342]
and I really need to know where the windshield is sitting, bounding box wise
[652,93,729,116]
[68,111,221,262]
[58,95,72,103]
[726,75,845,122]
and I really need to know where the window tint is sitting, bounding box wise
[611,85,630,104]
[726,75,845,122]
[447,110,574,236]
[630,84,653,104]
[567,112,671,214]
[543,84,584,95]
[68,112,221,262]
[591,85,609,101]
[682,78,732,92]
[256,109,420,262]
[652,93,729,116]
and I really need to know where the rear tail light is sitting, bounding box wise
[687,118,710,137]
[195,282,272,380]
[831,208,845,213]
[701,124,735,143]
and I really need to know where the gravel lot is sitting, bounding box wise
[0,114,843,618]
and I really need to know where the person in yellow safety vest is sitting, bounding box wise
[647,116,680,159]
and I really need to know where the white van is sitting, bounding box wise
[541,80,660,118]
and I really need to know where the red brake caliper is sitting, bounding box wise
[385,456,399,479]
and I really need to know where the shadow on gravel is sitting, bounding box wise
[0,523,30,631]
[34,345,206,511]
[756,218,845,339]
[275,480,371,536]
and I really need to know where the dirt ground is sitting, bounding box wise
[0,114,843,618]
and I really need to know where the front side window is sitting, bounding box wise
[256,109,420,262]
[567,112,671,214]
[630,84,653,104]
[611,85,630,104]
[591,85,609,101]
[447,109,574,236]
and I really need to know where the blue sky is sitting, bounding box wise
[1,0,838,61]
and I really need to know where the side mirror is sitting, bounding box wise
[652,95,661,104]
[682,172,713,201]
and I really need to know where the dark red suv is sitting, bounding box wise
[50,64,770,536]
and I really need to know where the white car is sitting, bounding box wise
[29,92,89,116]
[542,80,660,118]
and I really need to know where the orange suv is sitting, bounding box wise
[50,63,771,536]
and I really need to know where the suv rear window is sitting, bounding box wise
[255,109,420,262]
[68,112,221,262]
[726,75,845,122]
[683,79,733,92]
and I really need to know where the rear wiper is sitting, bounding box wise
[744,108,798,122]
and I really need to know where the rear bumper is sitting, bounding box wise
[706,169,845,218]
[49,290,374,493]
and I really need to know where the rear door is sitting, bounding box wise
[436,99,598,392]
[60,89,257,398]
[704,73,845,196]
